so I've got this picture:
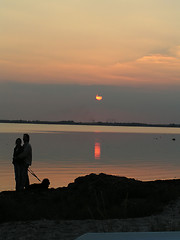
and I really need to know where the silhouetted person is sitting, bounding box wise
[17,134,32,190]
[12,138,24,191]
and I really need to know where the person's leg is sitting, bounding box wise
[25,169,30,188]
[14,163,21,191]
[21,164,29,190]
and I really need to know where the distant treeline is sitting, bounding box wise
[0,119,180,128]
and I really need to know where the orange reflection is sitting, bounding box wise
[94,142,101,160]
[2,162,180,191]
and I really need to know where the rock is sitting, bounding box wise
[1,173,180,222]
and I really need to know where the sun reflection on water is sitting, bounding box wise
[94,142,101,160]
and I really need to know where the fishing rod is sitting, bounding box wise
[28,167,41,182]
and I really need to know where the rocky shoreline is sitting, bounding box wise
[1,173,180,239]
[1,198,180,240]
[1,173,180,222]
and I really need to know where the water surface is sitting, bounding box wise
[0,123,180,191]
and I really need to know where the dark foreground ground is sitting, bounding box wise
[1,173,180,223]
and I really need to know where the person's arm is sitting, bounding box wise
[18,145,30,159]
[18,144,32,166]
[12,148,16,164]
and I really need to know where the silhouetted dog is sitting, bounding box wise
[26,178,50,190]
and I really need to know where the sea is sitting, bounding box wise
[0,123,180,192]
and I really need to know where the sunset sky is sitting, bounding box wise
[1,0,180,123]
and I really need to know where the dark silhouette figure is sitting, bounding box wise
[13,138,24,191]
[14,134,32,190]
[25,178,50,190]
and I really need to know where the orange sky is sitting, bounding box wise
[1,1,180,86]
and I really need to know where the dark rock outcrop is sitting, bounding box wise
[1,173,180,222]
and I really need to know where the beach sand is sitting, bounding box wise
[1,197,180,240]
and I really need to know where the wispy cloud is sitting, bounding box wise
[1,48,180,86]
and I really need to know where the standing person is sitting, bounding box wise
[18,134,32,189]
[12,138,24,191]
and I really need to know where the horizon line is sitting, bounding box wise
[0,119,180,128]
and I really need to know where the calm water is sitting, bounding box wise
[0,123,180,191]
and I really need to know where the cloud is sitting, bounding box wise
[168,45,180,58]
[108,51,180,85]
[136,54,180,64]
[1,47,180,86]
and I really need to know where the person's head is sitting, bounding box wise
[15,138,22,146]
[23,134,30,143]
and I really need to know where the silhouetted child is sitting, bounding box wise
[13,138,24,191]
[13,138,24,164]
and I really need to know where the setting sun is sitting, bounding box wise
[96,94,103,101]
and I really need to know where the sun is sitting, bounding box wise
[96,94,103,101]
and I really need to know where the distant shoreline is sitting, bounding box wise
[0,119,180,128]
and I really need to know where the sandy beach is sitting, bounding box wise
[1,196,180,240]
